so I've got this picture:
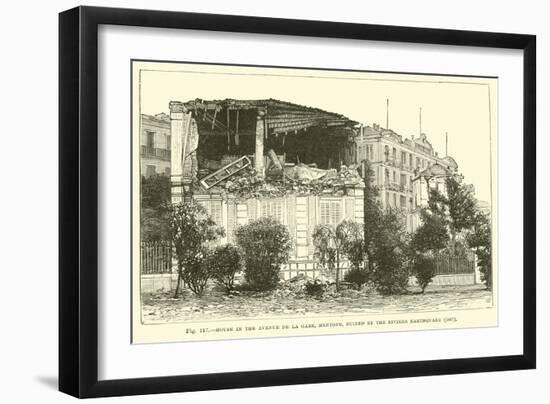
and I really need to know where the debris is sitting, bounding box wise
[199,155,251,189]
[266,149,283,171]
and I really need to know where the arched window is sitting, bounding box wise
[384,145,390,161]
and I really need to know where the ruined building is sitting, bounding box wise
[169,99,365,279]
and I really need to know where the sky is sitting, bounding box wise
[137,62,495,203]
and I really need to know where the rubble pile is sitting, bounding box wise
[199,156,363,199]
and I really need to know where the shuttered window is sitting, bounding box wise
[320,200,342,227]
[260,199,283,223]
[198,200,222,225]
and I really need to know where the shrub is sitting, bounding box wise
[412,255,436,293]
[369,210,411,295]
[304,280,326,299]
[467,211,492,290]
[207,244,242,292]
[344,267,370,288]
[169,202,224,297]
[371,255,409,295]
[179,255,211,297]
[234,217,292,291]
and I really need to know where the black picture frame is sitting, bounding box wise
[59,5,536,398]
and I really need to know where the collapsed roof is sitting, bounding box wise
[169,98,363,198]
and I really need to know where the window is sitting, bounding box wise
[166,135,171,150]
[401,151,407,165]
[409,154,413,168]
[146,131,155,149]
[145,165,156,177]
[416,157,420,169]
[393,193,397,207]
[392,147,397,161]
[320,200,342,227]
[384,145,390,161]
[400,195,407,210]
[198,200,223,225]
[261,200,283,223]
[400,174,407,188]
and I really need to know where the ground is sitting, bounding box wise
[141,283,493,324]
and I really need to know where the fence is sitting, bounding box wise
[140,241,172,274]
[279,259,352,281]
[432,251,475,275]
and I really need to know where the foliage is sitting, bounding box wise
[312,220,364,290]
[304,279,327,299]
[141,175,171,242]
[412,255,436,293]
[467,211,492,289]
[312,224,337,272]
[411,206,449,254]
[369,209,411,295]
[424,177,477,252]
[206,244,243,292]
[141,174,171,210]
[234,217,292,291]
[338,220,365,270]
[445,176,478,241]
[169,202,225,297]
[141,207,171,242]
[361,161,410,293]
[362,160,382,271]
[344,267,370,288]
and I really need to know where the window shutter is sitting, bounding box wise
[345,197,354,220]
[308,195,316,256]
[226,200,236,242]
[287,195,296,257]
[247,199,257,222]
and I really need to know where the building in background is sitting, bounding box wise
[140,113,171,177]
[355,124,459,231]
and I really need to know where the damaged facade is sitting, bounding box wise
[169,99,364,279]
[355,125,459,232]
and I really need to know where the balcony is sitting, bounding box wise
[141,146,171,161]
[384,181,412,194]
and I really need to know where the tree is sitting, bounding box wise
[369,209,411,295]
[312,220,363,291]
[338,220,365,271]
[141,174,171,241]
[207,244,243,292]
[141,174,171,210]
[235,217,292,291]
[410,189,450,293]
[169,202,224,297]
[412,255,436,294]
[362,160,382,272]
[312,225,337,283]
[411,206,449,253]
[360,162,411,294]
[434,177,478,252]
[467,211,492,290]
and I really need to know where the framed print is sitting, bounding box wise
[59,6,536,398]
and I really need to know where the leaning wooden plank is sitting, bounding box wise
[199,156,252,189]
